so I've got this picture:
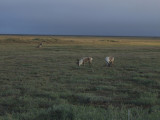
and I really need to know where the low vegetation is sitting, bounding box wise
[0,35,160,120]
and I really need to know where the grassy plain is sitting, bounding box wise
[0,35,160,120]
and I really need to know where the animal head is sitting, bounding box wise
[76,59,80,66]
[89,57,93,61]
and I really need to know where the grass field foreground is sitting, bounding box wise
[0,35,160,120]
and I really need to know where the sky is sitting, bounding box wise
[0,0,160,36]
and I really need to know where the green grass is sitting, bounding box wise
[0,36,160,119]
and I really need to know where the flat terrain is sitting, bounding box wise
[0,35,160,120]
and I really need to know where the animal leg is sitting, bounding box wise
[108,63,111,67]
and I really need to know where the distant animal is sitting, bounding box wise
[105,56,114,67]
[37,42,43,48]
[77,57,93,66]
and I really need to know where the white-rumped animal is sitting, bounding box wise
[105,56,114,67]
[77,57,93,66]
[37,42,43,48]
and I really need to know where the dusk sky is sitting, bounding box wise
[0,0,160,36]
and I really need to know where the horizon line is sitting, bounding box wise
[0,34,160,38]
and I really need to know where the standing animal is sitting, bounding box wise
[105,56,114,67]
[37,42,43,48]
[77,57,93,66]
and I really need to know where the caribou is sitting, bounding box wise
[105,56,114,67]
[36,42,43,48]
[77,57,93,66]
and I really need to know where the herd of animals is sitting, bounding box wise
[36,42,114,67]
[77,56,114,67]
